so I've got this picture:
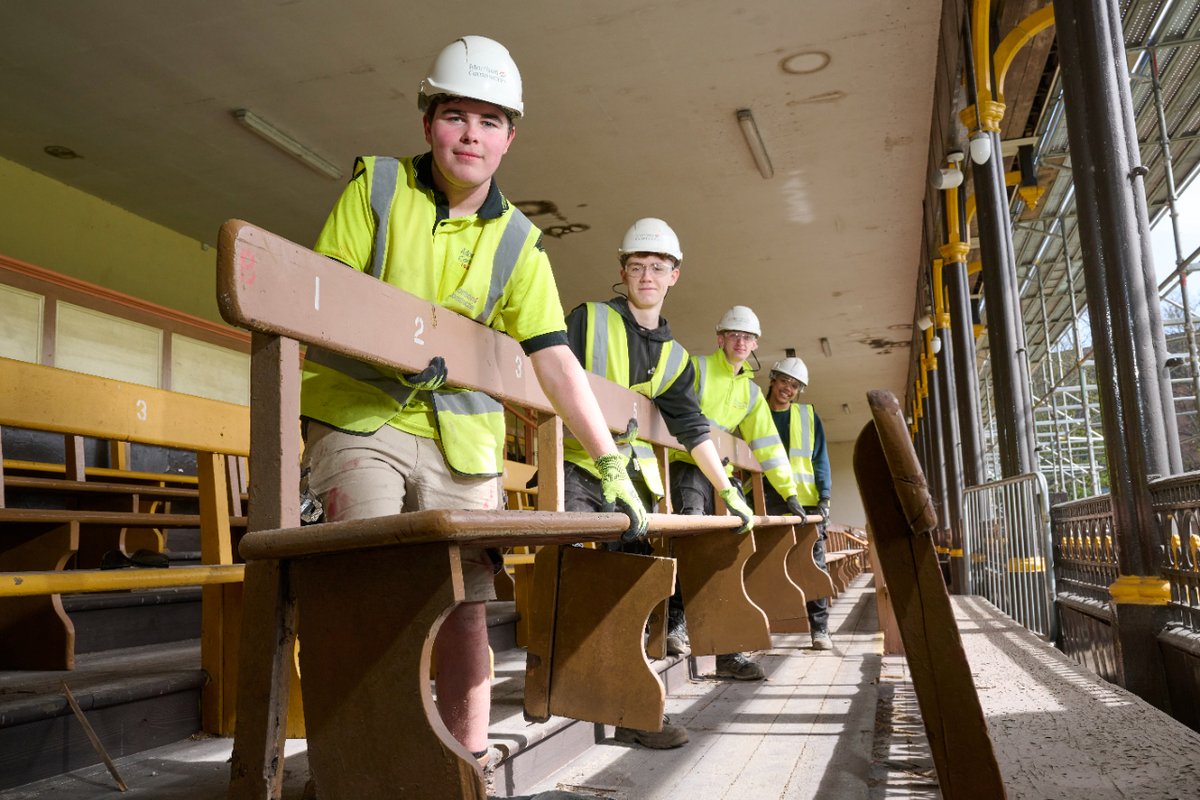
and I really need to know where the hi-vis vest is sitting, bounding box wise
[669,350,797,501]
[563,302,689,500]
[301,155,545,477]
[785,403,820,505]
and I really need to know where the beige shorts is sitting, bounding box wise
[303,421,502,601]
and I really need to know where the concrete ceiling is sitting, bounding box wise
[0,0,944,441]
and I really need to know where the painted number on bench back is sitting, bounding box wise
[414,316,425,346]
[136,399,148,421]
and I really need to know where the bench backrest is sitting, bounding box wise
[215,220,763,527]
[853,389,1005,800]
[0,356,249,456]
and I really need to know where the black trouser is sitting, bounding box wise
[763,486,830,632]
[562,462,686,627]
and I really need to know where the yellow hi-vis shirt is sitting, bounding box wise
[302,154,568,476]
[669,350,797,500]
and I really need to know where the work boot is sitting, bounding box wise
[614,715,689,749]
[665,620,691,657]
[475,745,505,794]
[811,629,833,651]
[714,652,765,681]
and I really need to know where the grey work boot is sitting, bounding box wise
[811,629,833,650]
[614,715,689,749]
[714,652,765,680]
[665,620,691,657]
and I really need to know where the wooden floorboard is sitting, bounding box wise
[527,574,925,800]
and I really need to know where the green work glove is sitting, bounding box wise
[785,495,805,517]
[719,485,755,534]
[596,453,649,542]
[399,356,448,392]
[818,497,831,526]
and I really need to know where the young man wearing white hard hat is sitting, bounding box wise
[667,305,806,679]
[766,356,834,650]
[300,35,649,787]
[561,218,758,749]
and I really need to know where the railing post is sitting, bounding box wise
[1053,0,1175,710]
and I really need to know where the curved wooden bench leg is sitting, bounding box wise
[546,547,675,733]
[788,523,835,610]
[744,524,809,633]
[291,542,483,800]
[674,530,771,656]
[0,521,78,669]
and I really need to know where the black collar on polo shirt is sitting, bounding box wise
[414,152,506,221]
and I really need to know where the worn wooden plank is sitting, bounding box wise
[215,221,758,470]
[744,524,808,634]
[547,546,674,731]
[674,530,771,656]
[787,523,833,616]
[293,543,485,800]
[855,388,1004,800]
[0,357,249,456]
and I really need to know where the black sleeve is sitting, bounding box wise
[564,303,588,364]
[653,361,710,451]
[519,330,569,356]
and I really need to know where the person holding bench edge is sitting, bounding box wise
[562,218,757,749]
[299,35,647,792]
[765,356,834,650]
[668,305,805,679]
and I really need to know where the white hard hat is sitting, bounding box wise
[716,306,761,336]
[618,218,683,264]
[418,36,524,119]
[771,357,809,386]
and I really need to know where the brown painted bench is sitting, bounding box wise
[217,221,823,800]
[854,388,1200,799]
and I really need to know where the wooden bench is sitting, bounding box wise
[217,221,826,800]
[823,524,869,594]
[854,388,1200,799]
[0,356,250,722]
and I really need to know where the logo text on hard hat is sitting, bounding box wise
[468,63,507,84]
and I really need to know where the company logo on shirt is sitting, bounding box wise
[458,247,473,270]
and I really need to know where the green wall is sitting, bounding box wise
[0,156,221,324]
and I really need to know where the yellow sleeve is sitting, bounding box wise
[500,242,568,344]
[312,158,373,272]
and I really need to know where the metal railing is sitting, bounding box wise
[1150,471,1200,634]
[963,472,1059,640]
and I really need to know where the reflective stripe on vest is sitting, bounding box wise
[566,302,688,499]
[305,155,534,476]
[790,404,819,504]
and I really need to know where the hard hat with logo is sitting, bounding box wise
[418,36,524,119]
[771,357,809,387]
[618,218,683,264]
[716,306,761,336]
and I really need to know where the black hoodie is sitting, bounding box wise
[565,297,710,451]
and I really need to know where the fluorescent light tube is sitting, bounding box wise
[233,108,343,180]
[736,108,774,179]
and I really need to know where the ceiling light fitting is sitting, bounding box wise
[736,109,774,179]
[820,337,833,358]
[233,109,343,180]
